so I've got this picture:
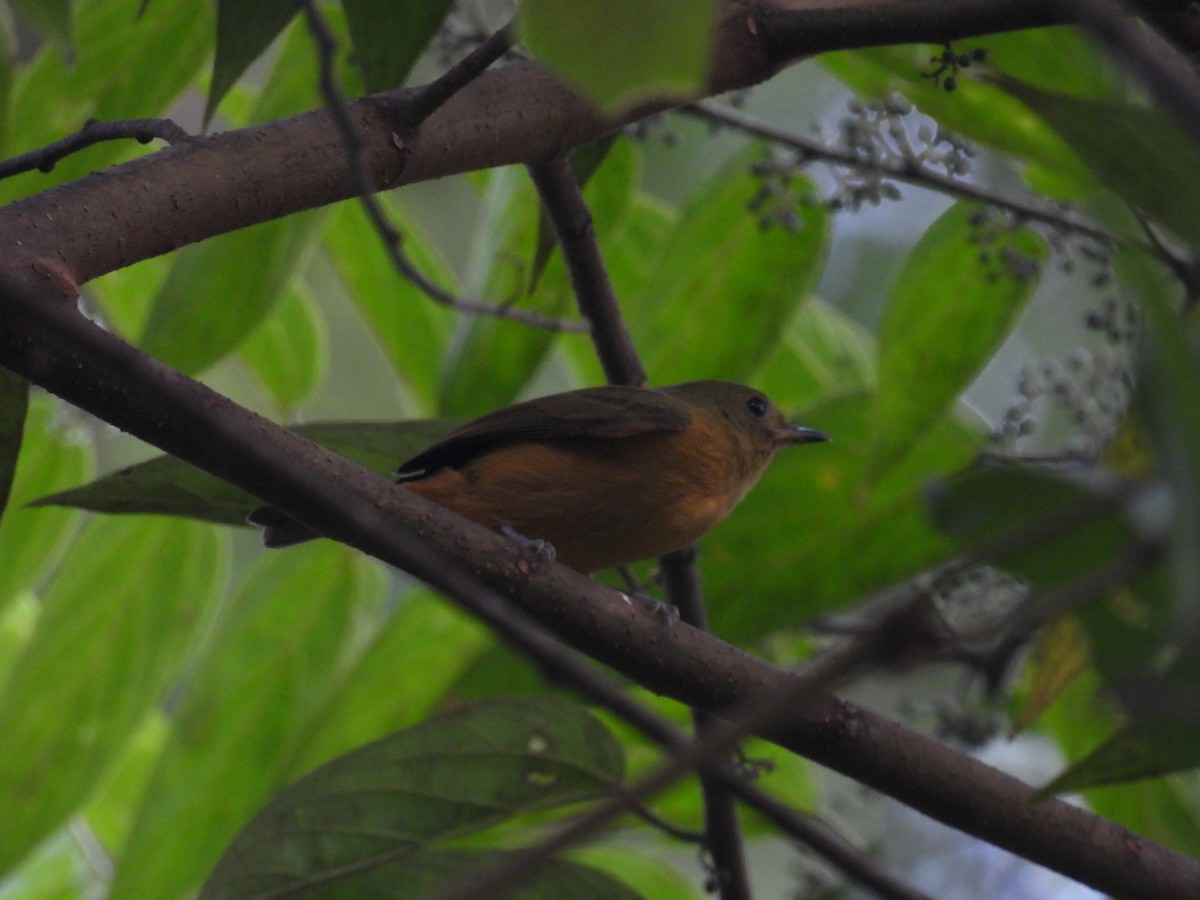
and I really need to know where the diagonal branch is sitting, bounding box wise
[0,272,1197,898]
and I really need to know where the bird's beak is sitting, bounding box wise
[777,424,830,446]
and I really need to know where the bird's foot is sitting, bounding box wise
[498,524,557,565]
[619,591,679,628]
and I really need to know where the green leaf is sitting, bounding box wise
[0,370,28,524]
[138,210,329,374]
[819,39,1100,199]
[0,397,92,609]
[206,0,302,123]
[629,157,829,385]
[521,0,712,112]
[1040,718,1200,798]
[142,15,339,374]
[9,0,74,58]
[0,517,227,876]
[1120,252,1200,639]
[994,75,1200,247]
[1035,668,1200,854]
[2,0,211,202]
[239,280,328,410]
[293,591,491,774]
[342,0,454,93]
[324,197,457,412]
[928,465,1139,590]
[704,391,978,640]
[32,418,456,525]
[201,697,625,898]
[217,849,643,899]
[871,201,1044,479]
[109,545,381,900]
[752,296,876,414]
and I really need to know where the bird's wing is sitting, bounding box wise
[398,386,692,476]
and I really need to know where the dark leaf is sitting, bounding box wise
[32,420,456,524]
[201,697,625,899]
[206,0,302,124]
[342,0,454,93]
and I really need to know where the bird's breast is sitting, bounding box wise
[404,427,753,572]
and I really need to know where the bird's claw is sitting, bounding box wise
[619,591,679,628]
[498,524,556,564]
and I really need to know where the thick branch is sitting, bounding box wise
[1,0,1193,292]
[0,278,1196,899]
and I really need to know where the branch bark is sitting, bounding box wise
[2,0,1192,293]
[0,272,1196,899]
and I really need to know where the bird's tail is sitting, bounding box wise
[246,505,318,548]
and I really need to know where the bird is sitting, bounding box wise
[249,380,828,573]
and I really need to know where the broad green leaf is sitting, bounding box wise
[0,371,27,523]
[0,397,92,608]
[521,0,712,112]
[819,39,1098,199]
[142,15,338,374]
[0,517,227,876]
[1038,670,1200,855]
[206,0,301,123]
[294,591,491,773]
[441,145,637,416]
[1013,615,1090,733]
[212,849,642,899]
[995,75,1200,247]
[629,158,829,385]
[32,418,456,525]
[139,210,329,374]
[560,192,676,386]
[110,545,381,900]
[81,714,170,863]
[88,256,171,337]
[3,0,210,202]
[239,280,328,410]
[1040,718,1200,797]
[201,697,625,898]
[1121,253,1200,638]
[324,197,457,412]
[574,846,701,900]
[10,0,73,58]
[871,201,1044,478]
[752,296,876,414]
[0,830,89,900]
[928,465,1143,590]
[704,391,978,640]
[343,0,454,93]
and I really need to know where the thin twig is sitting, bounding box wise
[685,100,1112,243]
[527,157,647,383]
[0,118,191,181]
[302,2,585,332]
[661,547,753,900]
[528,158,755,898]
[404,20,516,124]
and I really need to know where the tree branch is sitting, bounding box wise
[3,0,1193,292]
[0,262,1196,900]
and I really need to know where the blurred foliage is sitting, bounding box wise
[2,1,1200,897]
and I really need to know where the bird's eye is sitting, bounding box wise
[746,396,768,417]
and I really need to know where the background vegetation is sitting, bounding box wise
[0,0,1198,897]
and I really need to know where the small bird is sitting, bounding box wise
[250,380,828,573]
